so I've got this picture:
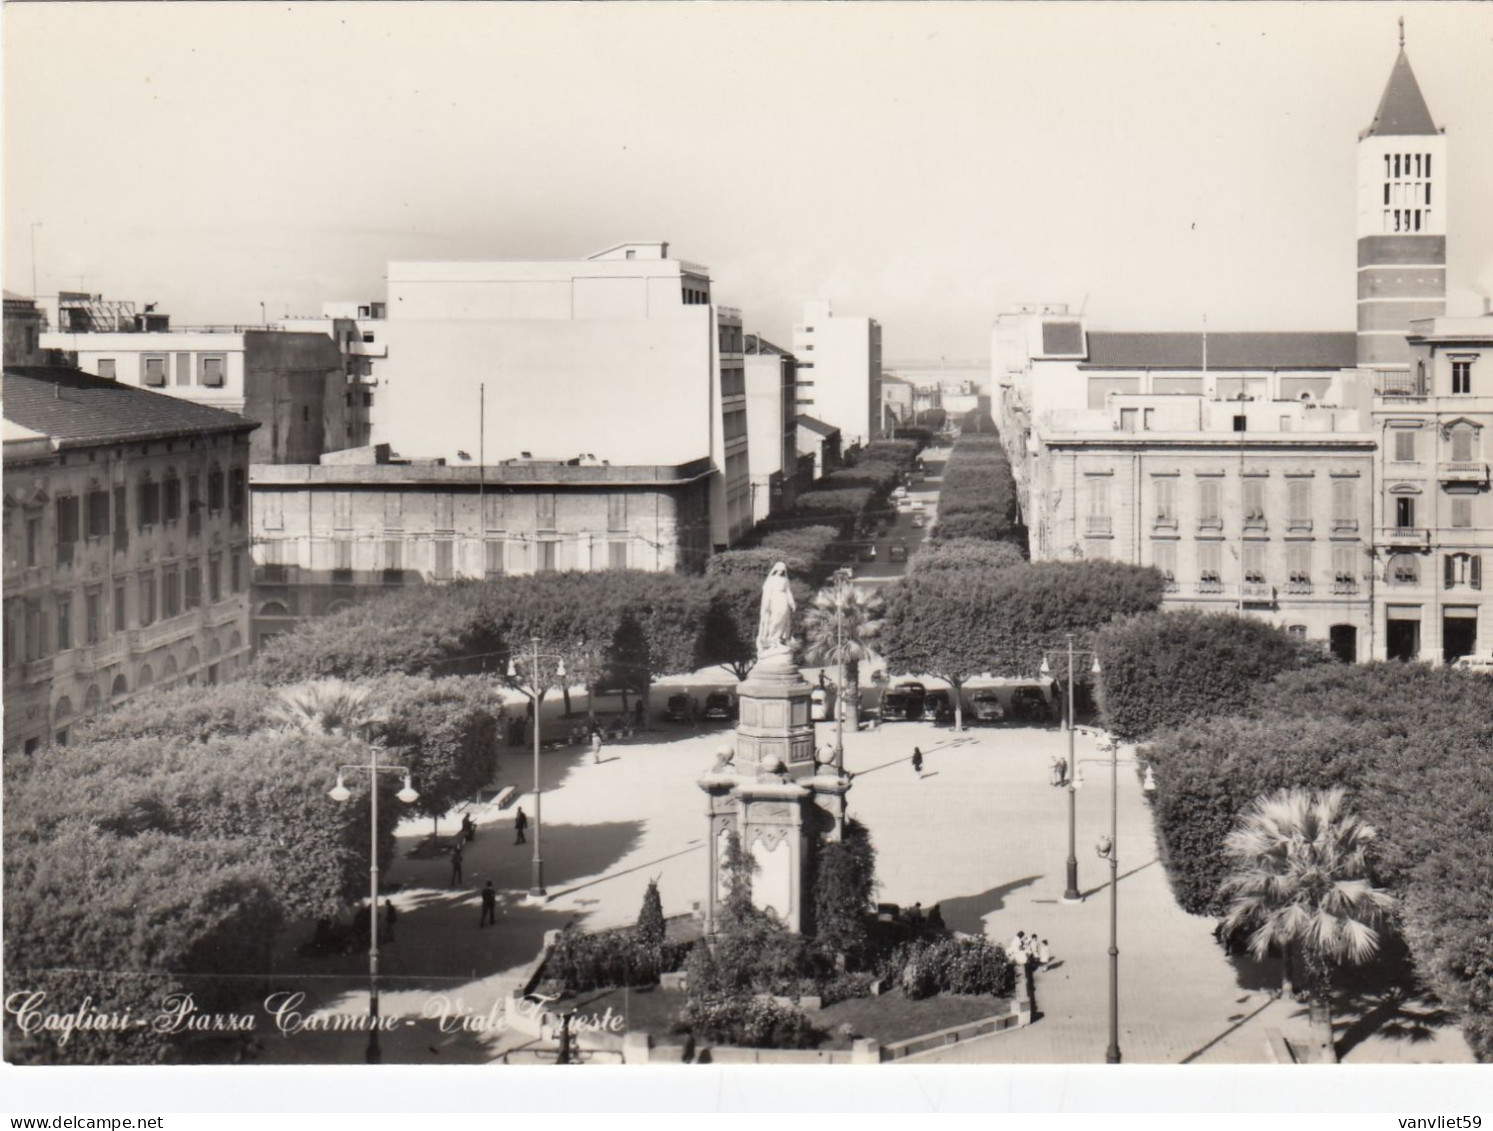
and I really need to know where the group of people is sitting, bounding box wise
[1008,930,1052,971]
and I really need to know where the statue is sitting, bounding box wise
[755,561,796,658]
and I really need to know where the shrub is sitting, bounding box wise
[1095,609,1327,741]
[890,937,1015,1000]
[677,995,821,1050]
[928,430,1024,550]
[636,879,666,976]
[909,538,1026,574]
[811,819,878,963]
[790,486,875,528]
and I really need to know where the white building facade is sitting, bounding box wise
[792,300,882,449]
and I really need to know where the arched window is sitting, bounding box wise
[54,696,74,724]
[83,684,102,713]
[137,664,154,690]
[111,674,129,698]
[162,655,180,683]
[259,601,290,617]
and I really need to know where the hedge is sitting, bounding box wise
[908,538,1027,575]
[676,995,822,1049]
[928,430,1025,550]
[889,936,1015,1000]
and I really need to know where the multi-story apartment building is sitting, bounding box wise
[369,242,751,550]
[880,373,915,429]
[39,294,348,464]
[248,448,713,647]
[1371,314,1493,660]
[3,366,255,753]
[744,334,800,525]
[792,300,883,448]
[275,300,386,449]
[993,30,1481,666]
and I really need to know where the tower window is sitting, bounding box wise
[1414,210,1421,232]
[1415,154,1421,178]
[1394,154,1400,178]
[1384,183,1391,205]
[1426,154,1431,178]
[1426,181,1432,206]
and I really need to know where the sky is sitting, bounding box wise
[5,1,1493,360]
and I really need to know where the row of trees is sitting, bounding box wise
[1092,610,1493,1061]
[4,674,502,1063]
[927,421,1024,548]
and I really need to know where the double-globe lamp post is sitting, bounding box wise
[328,747,419,1064]
[508,636,566,898]
[1039,632,1101,903]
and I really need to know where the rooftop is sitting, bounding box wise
[3,366,256,451]
[1081,332,1358,371]
[1362,48,1439,138]
[797,415,840,438]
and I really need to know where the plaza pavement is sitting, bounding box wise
[256,699,1472,1066]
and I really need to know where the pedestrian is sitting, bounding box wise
[479,881,497,928]
[1056,757,1068,787]
[1009,930,1026,960]
[927,904,945,931]
[1038,938,1052,968]
[591,730,603,765]
[461,813,476,843]
[383,899,398,944]
[1049,754,1063,787]
[633,698,645,728]
[449,842,464,887]
[911,746,924,775]
[514,806,529,845]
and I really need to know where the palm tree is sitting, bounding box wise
[1220,787,1395,1062]
[800,582,885,731]
[271,678,388,740]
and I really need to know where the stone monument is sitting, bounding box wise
[698,562,853,935]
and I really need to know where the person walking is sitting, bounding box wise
[514,807,529,845]
[461,813,476,843]
[1056,756,1068,787]
[911,747,924,775]
[449,842,464,887]
[382,899,398,944]
[1049,754,1063,787]
[591,730,603,765]
[479,881,497,928]
[1038,938,1052,968]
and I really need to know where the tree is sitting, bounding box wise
[799,582,885,730]
[811,819,877,963]
[702,573,812,681]
[270,678,389,739]
[908,538,1026,575]
[881,574,1003,731]
[635,878,667,979]
[1220,787,1395,1062]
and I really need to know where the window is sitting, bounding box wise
[200,355,226,388]
[187,474,202,535]
[208,553,222,602]
[1452,497,1473,528]
[208,469,225,512]
[55,495,80,557]
[26,515,40,567]
[1287,625,1308,640]
[1394,430,1417,462]
[536,493,557,530]
[177,352,192,386]
[139,573,156,626]
[1287,543,1312,588]
[362,332,375,344]
[231,552,242,593]
[185,564,202,610]
[143,356,167,387]
[162,477,182,524]
[1243,480,1266,526]
[1389,554,1419,585]
[114,583,126,632]
[86,489,111,539]
[1242,543,1266,585]
[138,478,161,529]
[85,591,101,645]
[1396,497,1416,529]
[484,539,505,578]
[97,358,116,379]
[1287,480,1311,529]
[609,540,628,571]
[1086,478,1111,534]
[1331,480,1357,530]
[229,469,246,526]
[1452,361,1473,395]
[537,540,558,573]
[1154,479,1176,526]
[1451,425,1477,463]
[435,495,454,531]
[1119,408,1138,432]
[1199,480,1222,527]
[56,594,72,651]
[483,492,504,531]
[1446,553,1483,590]
[162,566,181,618]
[1332,545,1358,590]
[1152,542,1176,587]
[1198,542,1222,585]
[434,541,454,581]
[113,486,128,551]
[24,599,46,661]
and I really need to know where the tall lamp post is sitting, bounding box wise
[1039,633,1101,903]
[1080,738,1157,1065]
[328,746,419,1064]
[508,636,566,898]
[831,567,853,771]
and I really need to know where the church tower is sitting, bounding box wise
[1356,21,1446,369]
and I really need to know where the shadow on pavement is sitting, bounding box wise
[1330,933,1458,1058]
[936,874,1043,936]
[545,840,705,901]
[1078,857,1158,900]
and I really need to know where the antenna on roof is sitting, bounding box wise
[1398,15,1405,48]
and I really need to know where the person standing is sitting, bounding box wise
[514,807,529,845]
[383,899,398,944]
[1049,754,1063,787]
[479,881,497,928]
[1009,930,1026,961]
[461,813,476,842]
[633,698,645,728]
[912,747,924,775]
[591,730,603,765]
[1038,938,1052,968]
[449,842,464,887]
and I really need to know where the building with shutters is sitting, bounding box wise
[2,366,255,754]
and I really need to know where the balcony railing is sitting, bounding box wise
[1375,372,1428,399]
[1196,578,1226,594]
[1085,515,1113,536]
[1439,461,1490,485]
[1283,579,1314,596]
[1332,578,1361,596]
[1241,581,1275,604]
[1378,526,1431,548]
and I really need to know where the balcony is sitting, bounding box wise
[1375,372,1428,400]
[1196,577,1226,595]
[1283,578,1314,596]
[1241,581,1276,605]
[1377,526,1431,549]
[1439,461,1490,485]
[1331,578,1361,596]
[1085,515,1113,536]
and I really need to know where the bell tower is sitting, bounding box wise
[1356,20,1447,370]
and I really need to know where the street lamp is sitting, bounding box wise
[1083,738,1158,1065]
[1039,633,1102,903]
[327,746,418,1064]
[507,636,566,897]
[832,567,854,772]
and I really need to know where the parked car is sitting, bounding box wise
[810,686,834,721]
[702,691,737,720]
[891,485,908,500]
[921,690,954,723]
[971,692,1006,723]
[889,542,908,563]
[879,691,923,721]
[911,513,926,528]
[1452,653,1493,675]
[1007,685,1053,723]
[662,693,698,722]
